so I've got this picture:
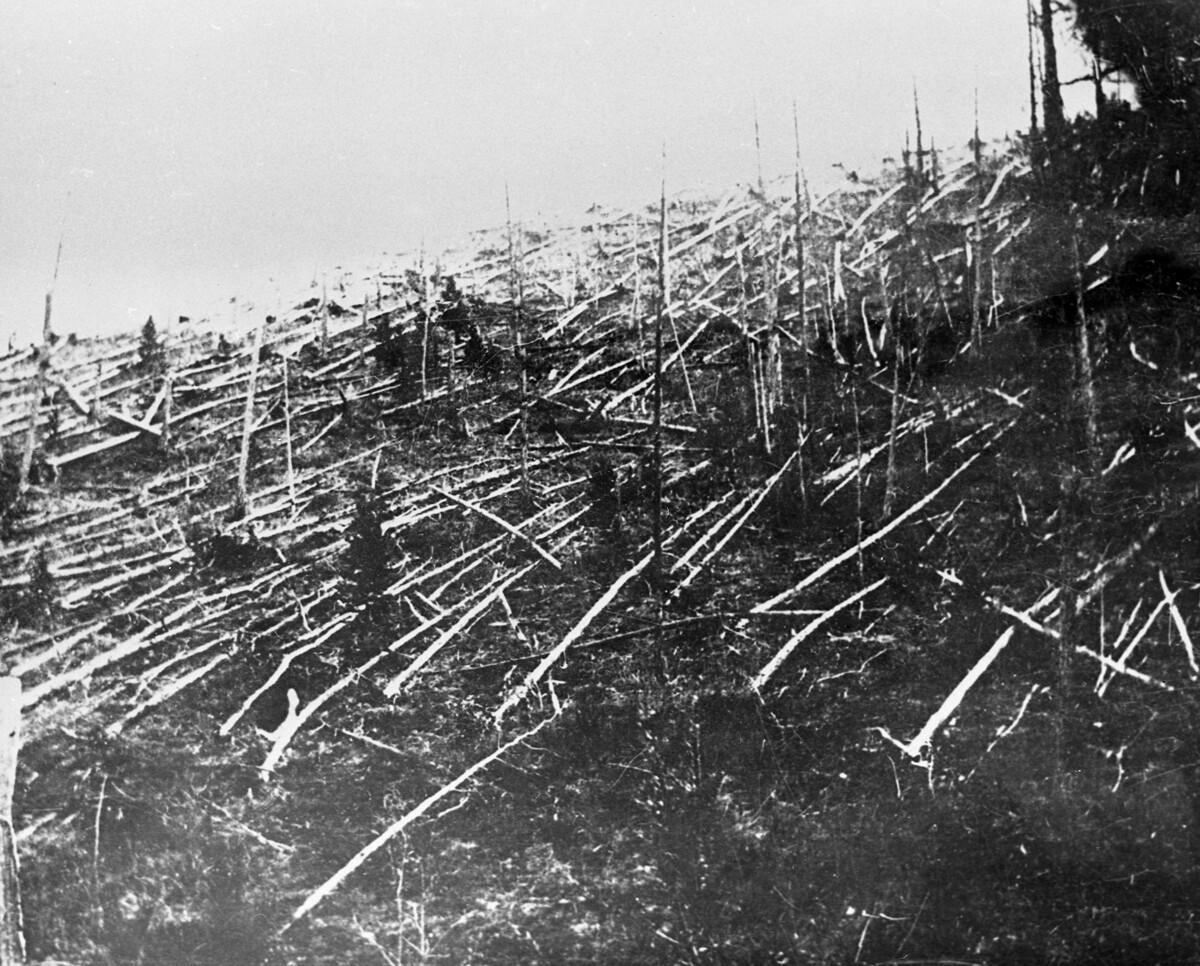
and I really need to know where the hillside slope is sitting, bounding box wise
[4,148,1200,965]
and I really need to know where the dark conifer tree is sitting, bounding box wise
[138,315,167,374]
[0,447,21,528]
[24,545,56,628]
[3,544,56,629]
[343,490,395,623]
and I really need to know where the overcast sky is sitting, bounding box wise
[1,0,1097,344]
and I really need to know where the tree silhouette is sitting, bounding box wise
[1039,0,1067,140]
[138,315,167,375]
[1070,0,1200,119]
[342,490,395,622]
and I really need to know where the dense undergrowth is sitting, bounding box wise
[2,135,1200,966]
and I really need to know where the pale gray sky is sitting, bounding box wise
[1,0,1094,343]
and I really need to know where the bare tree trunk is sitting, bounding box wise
[419,258,431,400]
[19,294,53,497]
[1054,491,1079,793]
[970,94,985,351]
[913,84,926,189]
[282,357,297,517]
[236,317,266,518]
[159,369,173,455]
[883,349,902,519]
[445,315,456,404]
[832,240,848,361]
[506,187,529,495]
[753,114,779,455]
[631,212,645,374]
[654,171,668,585]
[793,109,811,508]
[0,677,25,965]
[319,283,329,355]
[1039,0,1066,140]
[22,236,65,497]
[1072,220,1100,464]
[1027,0,1041,137]
[793,107,810,380]
[851,386,865,583]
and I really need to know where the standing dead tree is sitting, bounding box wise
[19,237,63,500]
[653,166,669,585]
[506,187,530,496]
[235,316,267,518]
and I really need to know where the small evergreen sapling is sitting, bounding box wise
[0,446,21,528]
[343,490,396,623]
[1,544,56,629]
[24,545,56,628]
[370,316,409,373]
[587,455,620,529]
[138,316,167,375]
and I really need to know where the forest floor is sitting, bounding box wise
[3,144,1200,965]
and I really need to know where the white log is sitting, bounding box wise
[754,452,981,613]
[383,566,536,696]
[667,490,741,573]
[752,577,888,691]
[1158,569,1198,676]
[1098,596,1170,697]
[899,626,1016,759]
[106,653,230,736]
[432,487,562,570]
[1078,646,1175,691]
[677,453,796,591]
[494,549,656,727]
[22,598,202,709]
[259,603,459,775]
[280,711,558,935]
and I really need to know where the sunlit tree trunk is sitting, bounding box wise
[0,677,24,965]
